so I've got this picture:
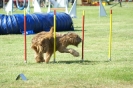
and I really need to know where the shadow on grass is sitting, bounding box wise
[50,60,109,65]
[74,29,87,32]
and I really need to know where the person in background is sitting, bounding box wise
[40,0,46,7]
[71,0,74,5]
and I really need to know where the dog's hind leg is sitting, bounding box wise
[44,52,53,63]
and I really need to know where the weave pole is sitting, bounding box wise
[16,0,27,63]
[24,8,27,63]
[53,10,56,62]
[82,10,85,61]
[108,9,112,61]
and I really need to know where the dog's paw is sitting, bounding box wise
[69,49,79,57]
[72,51,79,57]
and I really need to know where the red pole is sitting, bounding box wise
[82,10,85,61]
[24,9,27,63]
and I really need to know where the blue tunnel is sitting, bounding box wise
[0,12,74,35]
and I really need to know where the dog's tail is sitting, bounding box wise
[46,26,54,39]
[49,26,54,35]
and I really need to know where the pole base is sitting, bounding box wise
[108,58,111,61]
[24,60,27,63]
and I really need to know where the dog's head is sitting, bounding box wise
[65,32,82,46]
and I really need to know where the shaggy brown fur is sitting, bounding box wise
[31,27,82,63]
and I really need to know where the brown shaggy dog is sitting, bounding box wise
[31,27,82,63]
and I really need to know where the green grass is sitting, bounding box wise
[0,2,133,88]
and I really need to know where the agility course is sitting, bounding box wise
[0,0,77,63]
[0,1,133,88]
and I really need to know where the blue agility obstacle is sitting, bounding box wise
[0,12,74,34]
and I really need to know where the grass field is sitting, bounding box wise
[0,2,133,88]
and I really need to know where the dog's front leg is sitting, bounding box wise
[59,48,79,57]
[68,48,79,57]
